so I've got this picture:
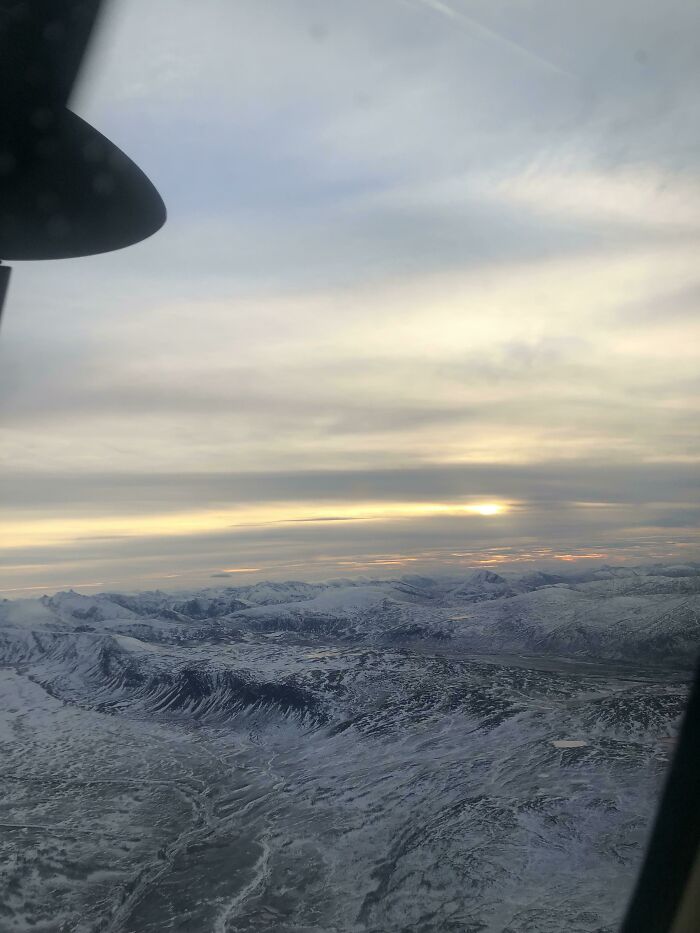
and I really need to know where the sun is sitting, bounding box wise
[468,503,505,517]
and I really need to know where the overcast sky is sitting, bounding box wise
[1,0,700,594]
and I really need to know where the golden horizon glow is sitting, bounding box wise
[0,547,627,596]
[0,499,513,550]
[220,567,262,573]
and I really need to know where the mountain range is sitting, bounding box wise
[1,562,697,931]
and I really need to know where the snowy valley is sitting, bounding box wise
[1,563,698,932]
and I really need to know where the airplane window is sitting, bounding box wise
[0,2,698,931]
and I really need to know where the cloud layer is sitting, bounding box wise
[1,0,699,592]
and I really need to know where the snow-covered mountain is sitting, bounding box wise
[5,561,696,665]
[0,563,696,931]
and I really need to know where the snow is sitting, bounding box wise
[0,561,695,931]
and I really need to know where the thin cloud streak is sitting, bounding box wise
[399,0,573,77]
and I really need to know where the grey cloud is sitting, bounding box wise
[279,516,363,524]
[617,281,700,325]
[67,0,700,293]
[2,0,700,592]
[3,335,695,461]
[2,462,699,515]
[0,363,478,435]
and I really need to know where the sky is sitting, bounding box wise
[1,0,700,594]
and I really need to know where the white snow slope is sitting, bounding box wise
[0,562,696,932]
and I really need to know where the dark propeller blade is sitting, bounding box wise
[0,0,166,262]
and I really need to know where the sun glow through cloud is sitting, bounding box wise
[0,500,513,550]
[466,503,505,516]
